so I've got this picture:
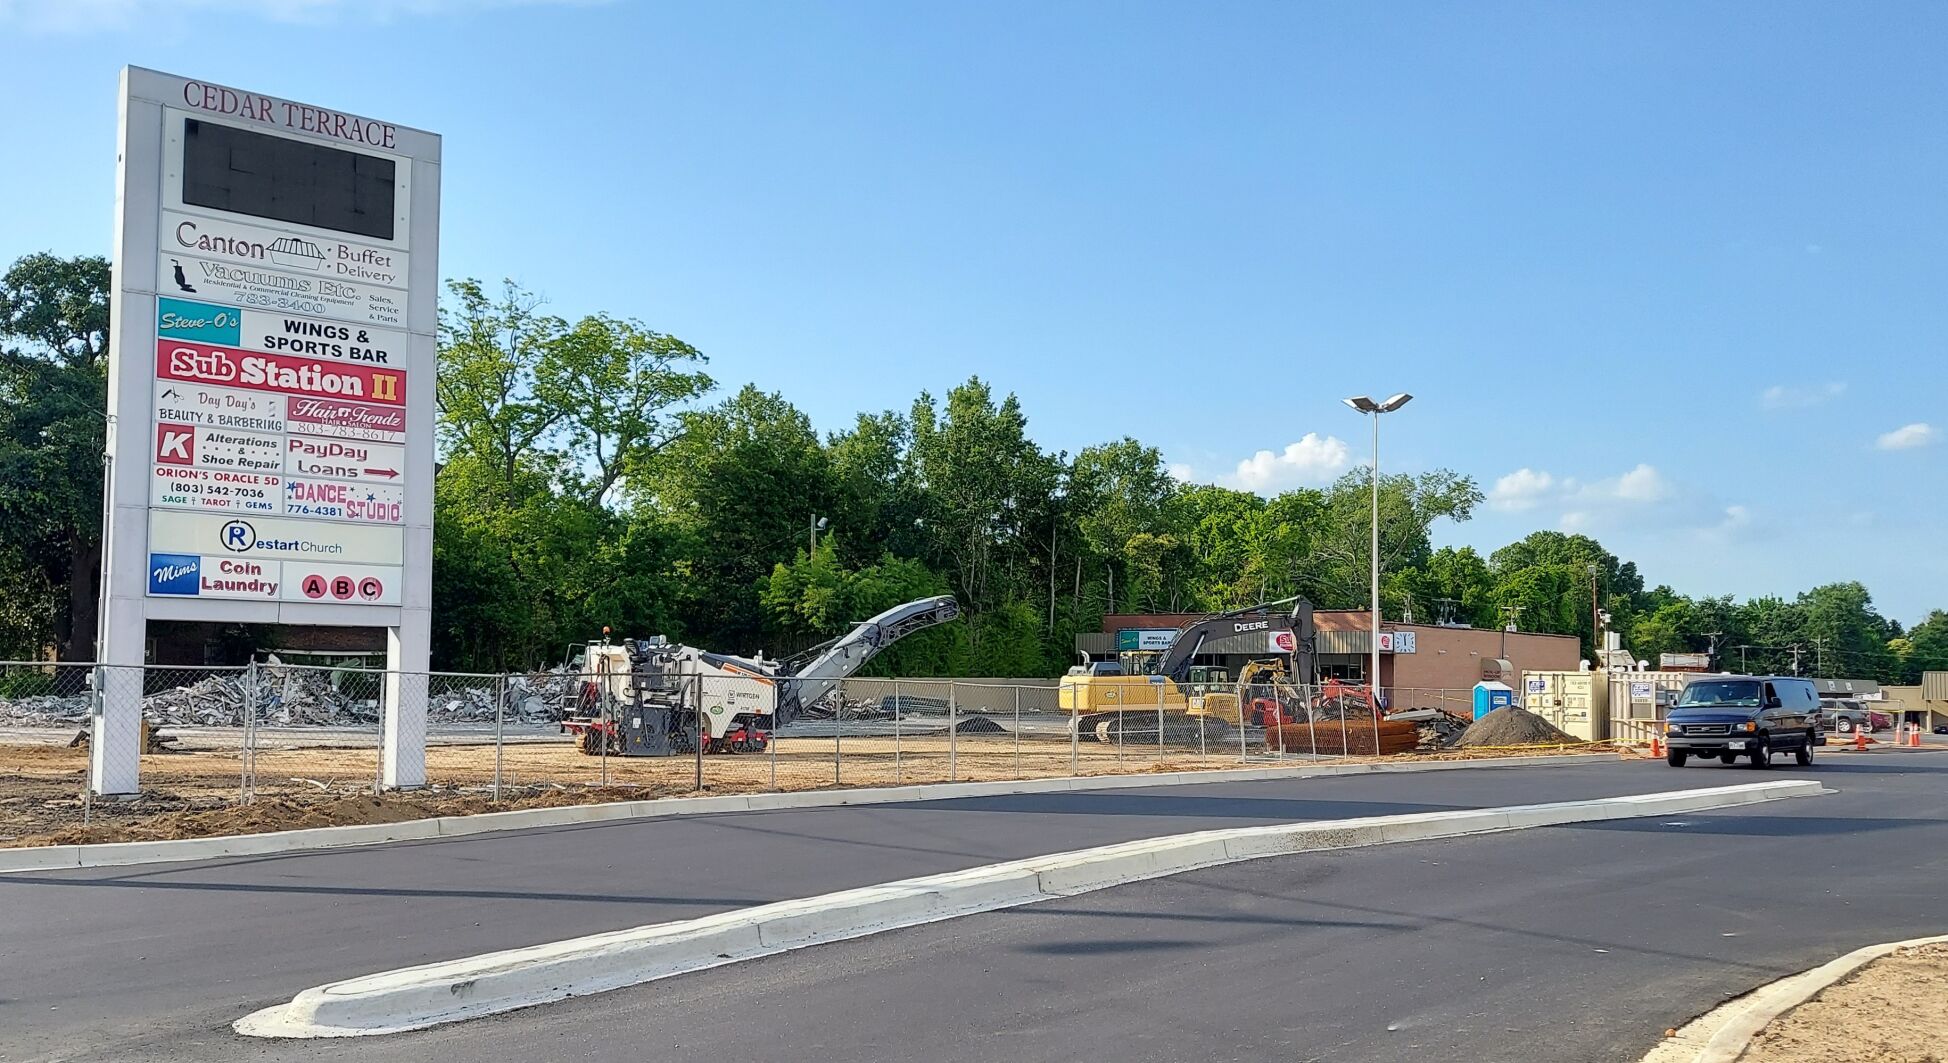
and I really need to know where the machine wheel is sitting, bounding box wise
[576,728,606,756]
[1666,748,1688,767]
[1795,739,1814,766]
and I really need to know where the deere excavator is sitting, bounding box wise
[561,595,961,756]
[1058,598,1318,743]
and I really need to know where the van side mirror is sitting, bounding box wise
[1765,696,1782,709]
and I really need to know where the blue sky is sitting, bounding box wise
[1,1,1941,622]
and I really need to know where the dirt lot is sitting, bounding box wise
[1743,941,1948,1062]
[0,734,1615,848]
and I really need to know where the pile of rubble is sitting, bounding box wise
[0,663,577,729]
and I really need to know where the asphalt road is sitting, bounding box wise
[4,757,1688,1061]
[8,754,1944,1061]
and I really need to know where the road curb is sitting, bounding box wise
[0,752,1614,874]
[233,779,1823,1039]
[1642,932,1948,1063]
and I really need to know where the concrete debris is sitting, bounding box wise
[0,662,577,729]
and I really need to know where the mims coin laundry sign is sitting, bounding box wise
[96,67,440,792]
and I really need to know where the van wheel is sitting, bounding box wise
[1796,740,1814,767]
[1751,742,1772,769]
[1666,749,1688,767]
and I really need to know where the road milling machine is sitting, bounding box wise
[561,595,961,756]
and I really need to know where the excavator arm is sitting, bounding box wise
[1152,598,1315,685]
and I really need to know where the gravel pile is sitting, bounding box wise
[1453,706,1580,747]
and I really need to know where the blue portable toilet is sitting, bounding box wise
[1473,681,1515,720]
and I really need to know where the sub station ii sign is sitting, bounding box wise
[107,69,437,616]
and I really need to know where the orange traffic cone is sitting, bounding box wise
[1855,731,1868,752]
[1910,728,1923,748]
[1651,736,1663,758]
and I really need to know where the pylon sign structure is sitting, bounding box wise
[96,68,441,792]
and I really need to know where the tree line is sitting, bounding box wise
[2,254,1944,682]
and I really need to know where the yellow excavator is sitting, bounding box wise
[1058,599,1315,742]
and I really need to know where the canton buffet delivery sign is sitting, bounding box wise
[101,68,438,624]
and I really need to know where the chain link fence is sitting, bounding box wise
[3,661,1537,844]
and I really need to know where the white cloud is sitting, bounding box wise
[1876,422,1939,451]
[1760,381,1846,410]
[1173,434,1353,494]
[0,0,604,31]
[1608,463,1671,504]
[1488,468,1556,511]
[1226,433,1352,492]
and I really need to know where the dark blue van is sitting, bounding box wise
[1664,676,1823,768]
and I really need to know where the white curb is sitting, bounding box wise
[1,752,1615,874]
[234,779,1823,1039]
[1641,932,1948,1063]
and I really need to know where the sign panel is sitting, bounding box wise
[162,211,409,289]
[154,379,287,432]
[285,435,406,484]
[158,252,407,328]
[284,561,401,605]
[283,395,406,444]
[149,508,403,567]
[160,296,406,365]
[153,422,284,473]
[151,466,283,514]
[281,478,405,524]
[1376,630,1418,654]
[156,339,405,405]
[1116,629,1178,652]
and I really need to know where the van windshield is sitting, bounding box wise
[1678,680,1763,708]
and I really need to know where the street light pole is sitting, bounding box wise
[1343,393,1413,704]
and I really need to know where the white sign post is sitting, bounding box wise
[98,68,440,792]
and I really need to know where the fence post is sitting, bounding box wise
[240,660,258,806]
[1013,685,1022,779]
[1069,686,1080,773]
[892,678,903,786]
[948,681,959,782]
[694,669,705,792]
[767,676,777,791]
[493,674,504,802]
[1236,679,1249,763]
[1155,681,1166,764]
[597,656,610,788]
[1370,684,1382,758]
[833,678,843,787]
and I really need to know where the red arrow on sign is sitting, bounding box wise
[363,468,400,479]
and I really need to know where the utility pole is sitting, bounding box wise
[1791,644,1804,676]
[1703,632,1723,673]
[1499,603,1523,660]
[1812,637,1824,677]
[809,514,827,557]
[1586,563,1601,667]
[1738,644,1750,673]
[1342,393,1413,698]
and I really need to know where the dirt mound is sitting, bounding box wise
[1453,706,1580,747]
[951,716,1008,734]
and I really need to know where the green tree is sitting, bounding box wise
[0,253,109,659]
[653,385,834,650]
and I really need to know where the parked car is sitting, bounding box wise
[1935,724,1948,736]
[1817,698,1873,734]
[1869,710,1894,731]
[1665,676,1822,768]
